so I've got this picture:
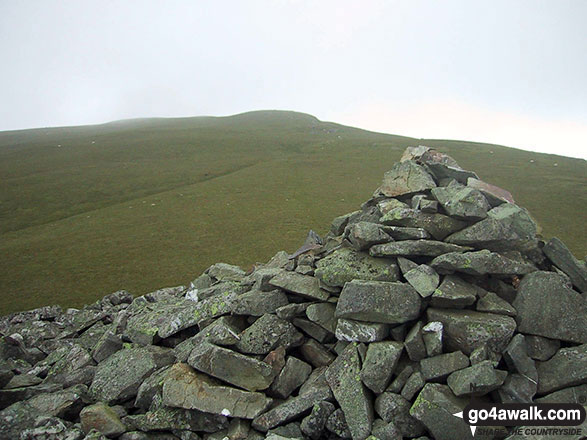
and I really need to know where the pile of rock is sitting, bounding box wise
[1,146,586,440]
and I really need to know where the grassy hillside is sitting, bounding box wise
[1,110,585,314]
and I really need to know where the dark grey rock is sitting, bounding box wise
[420,351,470,381]
[268,271,329,301]
[123,406,227,433]
[306,303,337,334]
[299,339,336,367]
[404,322,427,361]
[207,262,246,282]
[374,392,425,438]
[427,308,517,355]
[497,373,538,403]
[370,240,471,258]
[269,356,312,399]
[543,237,587,292]
[536,344,587,394]
[422,321,443,357]
[335,319,389,343]
[162,363,271,419]
[430,274,480,308]
[403,264,440,298]
[431,249,537,276]
[380,208,467,240]
[300,401,336,440]
[325,343,373,440]
[431,185,490,220]
[231,289,289,316]
[513,271,587,343]
[371,419,402,440]
[325,409,352,439]
[91,331,122,363]
[447,360,507,396]
[235,314,304,355]
[134,366,170,410]
[275,303,310,321]
[467,177,514,206]
[345,221,392,250]
[476,291,516,317]
[80,402,126,437]
[360,341,403,393]
[315,247,400,288]
[401,371,425,400]
[382,226,431,240]
[375,160,437,197]
[25,384,87,420]
[535,384,587,404]
[293,317,331,343]
[525,335,560,361]
[336,280,421,324]
[387,365,414,394]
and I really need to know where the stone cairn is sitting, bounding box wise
[0,146,586,440]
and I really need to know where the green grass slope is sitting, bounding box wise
[1,110,585,314]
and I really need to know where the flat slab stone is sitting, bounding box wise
[431,250,537,276]
[336,280,421,324]
[536,345,587,395]
[360,341,403,393]
[235,314,304,355]
[513,271,587,344]
[420,351,470,381]
[430,274,480,308]
[369,240,471,257]
[269,356,312,399]
[325,343,373,440]
[543,237,587,293]
[269,271,329,301]
[380,208,467,240]
[376,161,437,197]
[427,308,517,355]
[345,221,392,250]
[188,341,276,391]
[431,185,490,220]
[335,319,389,343]
[231,289,289,316]
[467,177,514,205]
[403,264,439,298]
[162,363,272,419]
[447,360,507,396]
[382,226,431,240]
[315,247,400,288]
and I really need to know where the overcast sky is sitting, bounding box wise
[1,1,586,158]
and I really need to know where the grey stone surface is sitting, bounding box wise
[447,360,507,396]
[235,313,304,354]
[370,240,471,258]
[536,345,587,394]
[268,271,329,301]
[403,264,439,298]
[380,208,467,240]
[360,341,403,393]
[420,351,470,381]
[543,237,587,292]
[431,249,537,276]
[376,160,437,197]
[335,319,389,343]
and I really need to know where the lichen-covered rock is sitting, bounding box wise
[269,356,312,399]
[345,221,392,250]
[536,344,587,394]
[369,240,471,258]
[335,319,389,343]
[380,208,467,240]
[268,271,329,301]
[447,360,507,396]
[360,341,403,393]
[543,237,587,293]
[403,264,439,298]
[374,392,425,438]
[431,249,537,276]
[231,289,289,316]
[420,351,470,381]
[80,402,126,437]
[235,313,304,355]
[375,160,437,197]
[430,185,490,220]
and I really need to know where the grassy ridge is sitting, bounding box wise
[1,111,585,314]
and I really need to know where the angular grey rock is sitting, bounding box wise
[80,402,126,437]
[44,344,93,385]
[497,373,538,404]
[360,341,403,393]
[403,264,439,298]
[275,303,310,320]
[422,321,443,357]
[410,383,474,440]
[543,237,587,292]
[374,392,425,438]
[335,319,389,343]
[476,291,516,317]
[426,308,517,355]
[0,402,42,440]
[525,335,560,361]
[134,366,169,410]
[269,356,312,399]
[268,271,329,301]
[430,274,479,308]
[207,262,246,282]
[91,331,122,363]
[235,314,304,354]
[162,363,272,419]
[124,406,227,433]
[401,371,425,400]
[336,280,421,324]
[325,343,373,440]
[326,408,352,439]
[380,208,467,240]
[231,289,289,316]
[404,322,427,361]
[370,240,471,258]
[467,177,515,205]
[300,401,336,440]
[293,317,331,342]
[536,345,587,394]
[300,339,336,367]
[89,346,174,404]
[376,161,437,197]
[535,384,587,404]
[412,195,438,213]
[345,221,392,250]
[431,185,490,220]
[306,303,337,334]
[503,334,537,382]
[417,149,479,184]
[431,249,536,276]
[447,360,507,396]
[251,383,332,432]
[188,341,275,391]
[382,225,431,240]
[388,365,414,394]
[24,385,87,420]
[420,351,470,381]
[315,247,400,288]
[514,271,587,343]
[397,256,418,275]
[331,211,358,236]
[371,419,402,440]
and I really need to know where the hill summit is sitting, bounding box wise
[1,146,586,439]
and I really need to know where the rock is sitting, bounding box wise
[269,356,312,399]
[325,343,373,440]
[535,384,587,404]
[188,341,275,391]
[387,365,414,393]
[543,237,587,292]
[400,371,425,400]
[293,318,331,342]
[404,322,427,361]
[207,262,246,282]
[299,339,336,367]
[447,360,507,396]
[345,222,392,250]
[325,408,352,439]
[162,363,272,419]
[412,195,438,213]
[26,385,87,419]
[268,271,329,301]
[415,149,479,184]
[275,303,310,320]
[420,351,470,381]
[231,290,289,316]
[476,291,516,317]
[371,419,402,440]
[403,264,439,298]
[374,392,425,438]
[335,319,389,343]
[430,274,480,308]
[235,314,304,354]
[370,240,471,258]
[513,271,587,343]
[497,373,538,403]
[91,331,122,363]
[375,161,437,197]
[80,402,126,437]
[422,321,443,357]
[300,401,335,440]
[336,280,421,324]
[536,344,587,394]
[430,185,490,220]
[134,366,169,410]
[382,225,431,240]
[89,346,174,404]
[314,247,400,288]
[503,334,537,383]
[306,303,337,334]
[426,308,517,355]
[410,383,474,440]
[45,344,94,385]
[525,335,560,361]
[331,212,358,236]
[360,341,403,393]
[431,249,536,276]
[380,208,467,240]
[123,406,227,433]
[0,402,43,440]
[251,383,332,432]
[467,177,514,205]
[0,383,62,411]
